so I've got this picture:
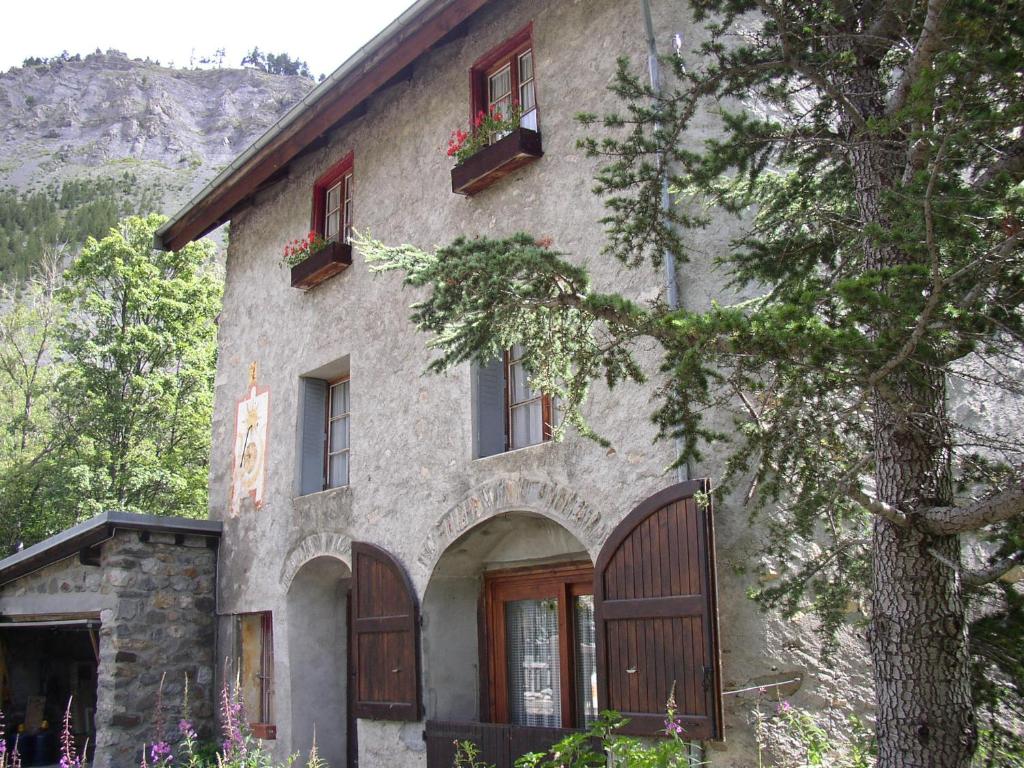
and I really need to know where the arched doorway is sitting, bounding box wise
[421,512,597,727]
[286,556,353,767]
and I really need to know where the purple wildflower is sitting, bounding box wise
[149,741,172,765]
[59,700,82,768]
[664,718,685,736]
[778,700,793,713]
[178,719,196,740]
[219,677,247,757]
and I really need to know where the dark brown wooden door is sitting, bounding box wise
[351,542,422,721]
[594,480,723,740]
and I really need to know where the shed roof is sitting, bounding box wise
[0,511,222,587]
[155,0,489,251]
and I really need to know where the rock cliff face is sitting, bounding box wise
[0,50,313,210]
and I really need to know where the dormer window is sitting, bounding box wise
[313,152,354,244]
[486,44,537,134]
[452,26,543,196]
[291,153,354,290]
[324,172,353,245]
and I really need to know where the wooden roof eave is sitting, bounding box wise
[155,0,489,252]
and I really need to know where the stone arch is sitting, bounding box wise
[280,532,352,589]
[416,477,606,573]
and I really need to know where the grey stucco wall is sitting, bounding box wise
[0,530,218,768]
[210,0,874,766]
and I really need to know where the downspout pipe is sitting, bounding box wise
[640,0,692,483]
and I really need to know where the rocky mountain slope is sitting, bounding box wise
[0,50,314,276]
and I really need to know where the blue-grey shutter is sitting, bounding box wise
[300,377,327,494]
[475,358,506,458]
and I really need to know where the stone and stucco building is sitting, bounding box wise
[2,1,875,766]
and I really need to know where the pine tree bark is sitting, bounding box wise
[871,379,974,767]
[846,63,976,766]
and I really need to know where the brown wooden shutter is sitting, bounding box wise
[351,542,422,721]
[594,480,723,740]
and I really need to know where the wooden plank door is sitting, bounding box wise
[351,542,422,721]
[593,480,723,740]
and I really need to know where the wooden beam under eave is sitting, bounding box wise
[162,0,490,252]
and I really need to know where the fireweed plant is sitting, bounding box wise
[0,709,23,768]
[60,699,86,768]
[446,103,525,165]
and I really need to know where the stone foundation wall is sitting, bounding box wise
[93,531,217,768]
[0,525,219,768]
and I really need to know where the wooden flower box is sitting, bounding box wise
[290,240,353,290]
[451,128,543,196]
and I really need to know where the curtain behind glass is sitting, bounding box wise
[574,595,598,725]
[506,598,561,727]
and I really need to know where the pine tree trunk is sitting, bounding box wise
[871,376,974,767]
[845,64,977,765]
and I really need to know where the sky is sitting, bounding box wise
[0,0,420,78]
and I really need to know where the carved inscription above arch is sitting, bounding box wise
[417,478,606,571]
[280,532,352,589]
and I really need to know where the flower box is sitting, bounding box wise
[451,128,543,196]
[290,240,353,290]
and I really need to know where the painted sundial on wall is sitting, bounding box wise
[230,362,270,516]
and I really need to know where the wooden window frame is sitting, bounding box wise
[481,562,593,728]
[236,611,276,739]
[311,152,354,244]
[504,348,553,450]
[470,24,538,132]
[324,376,350,489]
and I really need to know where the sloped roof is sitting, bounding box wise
[155,0,490,251]
[0,511,222,587]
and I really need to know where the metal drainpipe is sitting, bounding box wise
[640,0,692,485]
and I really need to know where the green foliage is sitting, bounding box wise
[453,741,494,768]
[0,172,164,282]
[753,701,876,768]
[0,215,222,553]
[56,214,222,518]
[0,253,69,551]
[240,48,312,78]
[506,708,704,768]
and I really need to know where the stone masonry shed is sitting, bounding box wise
[0,512,221,768]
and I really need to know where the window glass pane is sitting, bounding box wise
[343,174,353,243]
[488,65,512,105]
[509,361,535,404]
[329,451,349,488]
[330,415,349,452]
[326,183,341,211]
[574,595,598,726]
[506,598,561,728]
[518,50,533,84]
[331,380,350,415]
[519,80,536,114]
[326,210,339,241]
[510,400,543,449]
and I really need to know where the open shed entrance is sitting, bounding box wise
[1,620,98,766]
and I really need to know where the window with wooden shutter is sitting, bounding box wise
[299,377,328,494]
[351,542,422,721]
[594,480,723,740]
[472,347,556,458]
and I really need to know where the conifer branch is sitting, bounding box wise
[886,0,948,115]
[919,478,1024,534]
[962,551,1024,587]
